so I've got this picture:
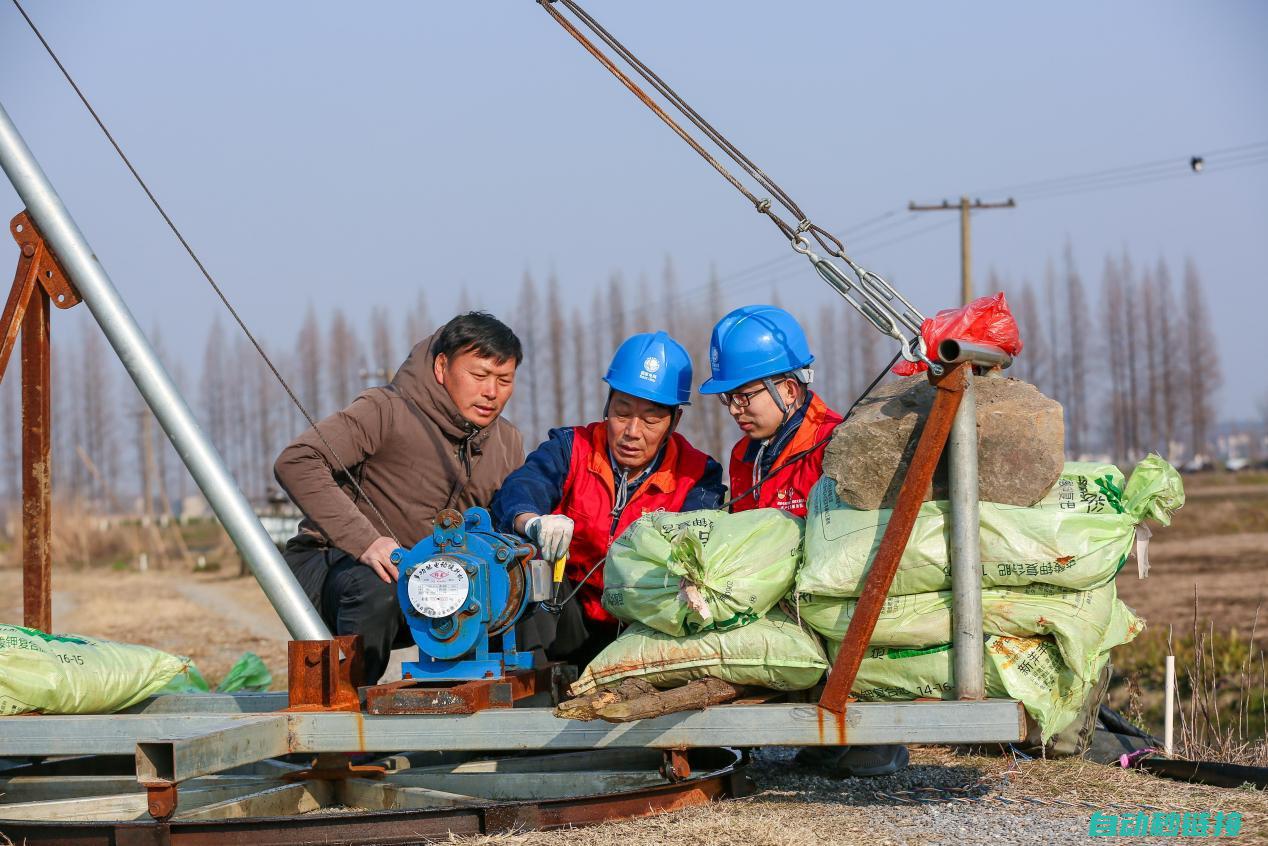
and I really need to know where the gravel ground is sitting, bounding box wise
[457,746,1268,846]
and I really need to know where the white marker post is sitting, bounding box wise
[1164,654,1176,757]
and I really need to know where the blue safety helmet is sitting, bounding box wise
[699,304,815,395]
[603,331,693,407]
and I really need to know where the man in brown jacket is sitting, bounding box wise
[275,312,525,683]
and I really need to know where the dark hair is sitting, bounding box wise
[430,311,523,366]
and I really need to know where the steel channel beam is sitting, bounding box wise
[0,702,1025,760]
[0,715,278,758]
[123,692,290,716]
[135,716,289,784]
[948,372,986,699]
[287,701,1025,750]
[0,101,329,641]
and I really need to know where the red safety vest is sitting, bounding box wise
[728,394,843,518]
[555,422,711,625]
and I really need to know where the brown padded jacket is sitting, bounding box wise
[274,331,524,557]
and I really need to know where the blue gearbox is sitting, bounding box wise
[393,507,536,681]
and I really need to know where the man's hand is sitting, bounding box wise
[524,514,575,562]
[358,536,400,583]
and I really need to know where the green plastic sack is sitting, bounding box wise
[0,625,188,716]
[832,601,1143,740]
[602,508,803,636]
[216,652,272,693]
[796,581,1137,681]
[799,455,1183,598]
[572,608,828,696]
[161,652,273,695]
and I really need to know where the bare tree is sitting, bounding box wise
[1120,251,1142,459]
[701,266,727,461]
[1042,257,1066,411]
[369,306,396,382]
[1013,279,1042,386]
[661,256,681,340]
[296,305,323,417]
[1155,259,1181,458]
[1100,255,1128,461]
[1141,266,1161,452]
[606,273,627,343]
[1063,241,1090,456]
[545,273,566,428]
[328,309,364,408]
[402,290,430,356]
[515,272,542,442]
[199,317,230,466]
[80,329,118,507]
[571,307,588,422]
[1182,258,1221,460]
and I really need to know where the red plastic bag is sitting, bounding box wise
[892,292,1023,376]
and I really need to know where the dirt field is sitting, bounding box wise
[1,471,1265,843]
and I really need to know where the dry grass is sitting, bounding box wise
[449,747,1268,846]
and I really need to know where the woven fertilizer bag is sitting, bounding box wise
[832,600,1143,740]
[0,625,188,715]
[571,608,827,696]
[602,508,803,636]
[799,455,1183,598]
[796,580,1133,681]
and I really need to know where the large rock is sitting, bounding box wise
[823,375,1064,510]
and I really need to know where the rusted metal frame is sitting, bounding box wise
[364,664,561,715]
[0,753,749,844]
[284,636,363,712]
[818,362,971,714]
[3,211,79,634]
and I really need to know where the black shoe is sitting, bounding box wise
[827,744,909,777]
[794,746,847,768]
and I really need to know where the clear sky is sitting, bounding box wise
[2,2,1266,418]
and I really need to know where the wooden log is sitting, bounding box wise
[554,677,658,721]
[594,678,747,723]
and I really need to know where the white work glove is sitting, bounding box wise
[525,514,574,562]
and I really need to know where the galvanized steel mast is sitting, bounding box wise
[0,100,331,641]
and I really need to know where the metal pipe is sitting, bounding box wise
[0,101,330,641]
[937,338,1013,370]
[948,371,985,700]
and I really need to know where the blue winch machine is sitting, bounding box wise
[392,506,549,681]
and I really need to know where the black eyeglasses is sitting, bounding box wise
[719,384,774,409]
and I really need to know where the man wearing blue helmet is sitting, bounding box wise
[699,304,843,518]
[701,304,908,777]
[491,331,725,666]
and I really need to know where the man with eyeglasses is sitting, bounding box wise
[491,331,726,668]
[699,304,843,518]
[700,304,909,778]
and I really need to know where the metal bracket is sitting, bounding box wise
[2,210,81,635]
[145,782,178,822]
[660,749,692,782]
[285,635,364,712]
[281,752,386,782]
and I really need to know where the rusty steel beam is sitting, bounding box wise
[3,211,79,634]
[818,362,970,714]
[364,664,562,716]
[20,284,50,632]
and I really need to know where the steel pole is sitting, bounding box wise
[0,101,330,641]
[948,370,985,700]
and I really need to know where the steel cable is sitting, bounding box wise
[9,0,402,547]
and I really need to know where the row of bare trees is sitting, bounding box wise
[1006,246,1222,462]
[0,247,1227,514]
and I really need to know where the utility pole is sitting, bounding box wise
[908,196,1016,305]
